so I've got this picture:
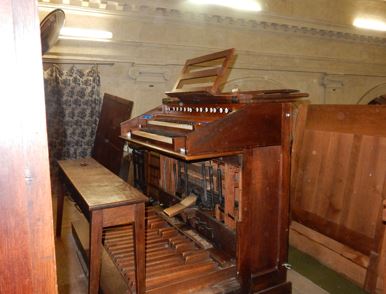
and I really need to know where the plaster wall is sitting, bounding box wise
[39,0,386,117]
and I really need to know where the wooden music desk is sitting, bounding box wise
[56,157,148,294]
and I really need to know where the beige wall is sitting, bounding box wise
[39,0,386,117]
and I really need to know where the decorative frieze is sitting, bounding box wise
[38,0,386,46]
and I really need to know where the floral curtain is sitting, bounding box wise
[44,65,102,179]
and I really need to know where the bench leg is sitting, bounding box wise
[134,203,145,294]
[56,182,64,238]
[89,210,103,294]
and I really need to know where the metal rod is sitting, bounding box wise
[208,163,215,207]
[217,166,223,207]
[177,160,182,194]
[201,163,207,204]
[43,59,114,66]
[184,162,189,196]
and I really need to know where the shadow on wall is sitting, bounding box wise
[368,95,386,105]
[221,76,285,92]
[357,82,386,104]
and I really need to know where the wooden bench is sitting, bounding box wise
[55,157,148,294]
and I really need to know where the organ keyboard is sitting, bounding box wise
[123,97,304,160]
[118,48,308,293]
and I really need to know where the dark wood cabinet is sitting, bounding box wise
[118,49,308,293]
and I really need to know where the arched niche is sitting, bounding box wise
[357,83,386,104]
[368,95,386,105]
[221,76,285,92]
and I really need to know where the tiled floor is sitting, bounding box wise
[54,196,329,294]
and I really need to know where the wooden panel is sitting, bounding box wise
[381,224,386,294]
[186,103,282,155]
[93,93,133,175]
[291,104,386,291]
[345,136,386,237]
[290,222,367,285]
[292,130,386,254]
[159,155,177,195]
[293,129,355,225]
[238,146,286,292]
[383,200,386,221]
[0,0,57,292]
[305,105,386,137]
[102,205,135,227]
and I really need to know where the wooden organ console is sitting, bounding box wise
[113,49,308,293]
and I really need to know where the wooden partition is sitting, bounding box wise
[290,104,386,293]
[0,0,58,292]
[383,200,386,294]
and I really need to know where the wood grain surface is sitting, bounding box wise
[58,157,147,210]
[291,104,386,292]
[0,0,58,292]
[93,93,133,175]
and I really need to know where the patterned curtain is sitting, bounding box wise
[44,65,102,179]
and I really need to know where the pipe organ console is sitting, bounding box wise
[114,49,308,293]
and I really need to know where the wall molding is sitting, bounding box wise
[357,82,386,104]
[128,65,170,82]
[44,38,386,77]
[321,74,344,89]
[38,1,386,47]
